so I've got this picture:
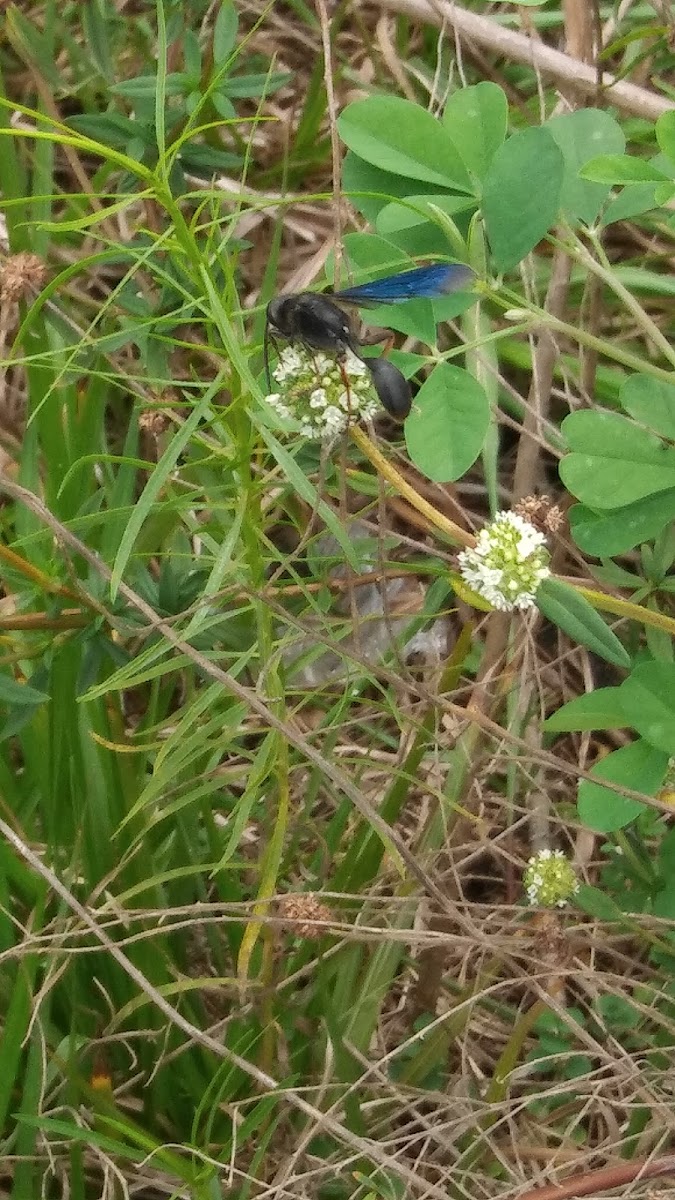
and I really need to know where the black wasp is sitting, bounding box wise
[265,261,474,421]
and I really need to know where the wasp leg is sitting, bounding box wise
[337,356,354,427]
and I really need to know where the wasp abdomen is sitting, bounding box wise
[366,357,412,420]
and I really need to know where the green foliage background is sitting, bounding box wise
[0,0,675,1197]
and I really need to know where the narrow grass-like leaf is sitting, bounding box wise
[11,1026,45,1200]
[537,579,631,669]
[110,385,215,599]
[0,955,39,1133]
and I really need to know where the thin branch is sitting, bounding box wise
[376,0,674,121]
[315,0,344,281]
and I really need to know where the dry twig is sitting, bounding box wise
[375,0,674,121]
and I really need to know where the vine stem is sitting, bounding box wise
[350,425,675,638]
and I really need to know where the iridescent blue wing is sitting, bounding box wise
[332,262,474,306]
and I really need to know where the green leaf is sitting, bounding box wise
[580,154,671,184]
[577,739,668,832]
[600,182,661,226]
[560,410,675,508]
[606,263,675,298]
[536,578,631,669]
[547,109,625,225]
[225,72,290,99]
[543,688,627,733]
[4,9,61,89]
[340,232,418,279]
[658,826,675,875]
[0,959,37,1136]
[340,244,438,342]
[111,387,214,599]
[112,74,186,100]
[376,194,474,236]
[183,29,202,80]
[655,181,675,205]
[653,884,675,919]
[212,91,236,120]
[442,82,508,181]
[343,153,450,224]
[656,110,675,164]
[482,126,564,271]
[367,300,438,344]
[213,0,238,64]
[83,1,114,81]
[68,113,152,150]
[338,97,475,192]
[404,364,490,482]
[575,885,627,922]
[570,490,675,557]
[619,661,675,754]
[620,374,675,439]
[180,144,241,171]
[0,674,49,707]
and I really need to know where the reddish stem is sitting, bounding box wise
[517,1154,675,1200]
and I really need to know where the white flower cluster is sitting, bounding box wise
[457,510,551,612]
[264,346,380,441]
[524,849,580,908]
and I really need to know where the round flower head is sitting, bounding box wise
[524,849,579,908]
[457,510,551,612]
[264,346,380,441]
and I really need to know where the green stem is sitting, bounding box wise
[564,228,675,372]
[483,282,675,388]
[485,998,549,1105]
[454,997,549,1179]
[575,583,675,637]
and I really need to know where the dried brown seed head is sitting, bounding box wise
[515,494,566,536]
[139,409,171,438]
[0,253,48,303]
[277,894,333,938]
